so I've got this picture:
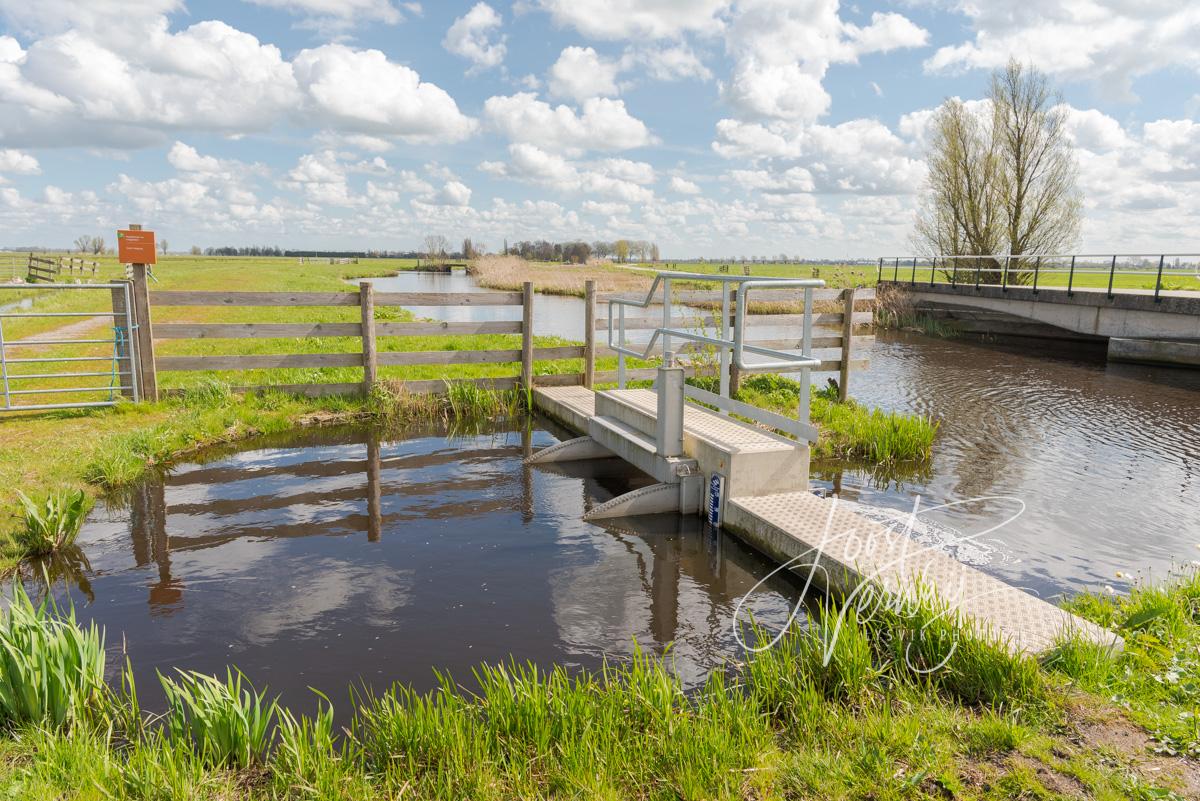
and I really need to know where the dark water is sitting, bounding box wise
[48,420,802,715]
[815,330,1200,600]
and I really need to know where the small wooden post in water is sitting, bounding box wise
[521,281,534,392]
[839,287,856,402]
[128,224,158,402]
[583,280,596,389]
[366,432,381,542]
[360,282,377,395]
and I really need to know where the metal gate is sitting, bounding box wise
[0,283,140,411]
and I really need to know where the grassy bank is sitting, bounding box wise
[1,570,1199,798]
[689,373,938,463]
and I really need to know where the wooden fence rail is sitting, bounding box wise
[134,276,873,402]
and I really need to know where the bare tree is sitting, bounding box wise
[159,239,169,255]
[915,59,1080,281]
[73,235,92,253]
[90,236,105,256]
[190,245,202,255]
[423,233,448,263]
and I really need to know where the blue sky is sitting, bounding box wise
[0,1,1197,257]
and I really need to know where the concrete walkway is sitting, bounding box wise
[534,385,1121,657]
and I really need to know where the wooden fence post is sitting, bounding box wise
[360,282,377,396]
[127,224,158,402]
[839,287,856,402]
[109,285,135,399]
[521,281,534,392]
[583,280,596,388]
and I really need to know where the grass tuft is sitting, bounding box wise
[13,489,92,558]
[159,667,280,768]
[0,582,105,730]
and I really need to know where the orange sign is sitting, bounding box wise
[117,229,157,264]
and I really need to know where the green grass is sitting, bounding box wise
[0,583,105,730]
[160,668,280,768]
[0,579,1194,799]
[1047,569,1200,760]
[689,373,939,463]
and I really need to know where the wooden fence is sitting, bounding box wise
[123,275,872,402]
[25,254,101,283]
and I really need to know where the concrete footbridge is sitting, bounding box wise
[878,253,1200,367]
[527,271,1119,657]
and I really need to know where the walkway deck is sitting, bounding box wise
[533,385,1120,657]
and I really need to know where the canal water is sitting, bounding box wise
[37,269,1200,713]
[363,270,1200,600]
[51,422,802,715]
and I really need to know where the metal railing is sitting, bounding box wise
[606,272,824,443]
[877,253,1200,301]
[0,283,140,411]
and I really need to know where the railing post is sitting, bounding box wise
[930,256,937,287]
[617,304,626,389]
[0,317,9,410]
[1032,256,1041,294]
[1154,254,1165,302]
[521,281,534,392]
[1001,255,1009,291]
[109,284,135,400]
[951,260,958,287]
[655,362,684,458]
[799,286,813,428]
[1106,254,1117,299]
[1067,255,1077,296]
[129,235,158,402]
[661,277,672,360]
[718,283,731,412]
[360,281,377,396]
[583,280,596,388]
[892,257,899,281]
[910,256,917,285]
[877,257,883,283]
[728,289,741,396]
[839,287,855,402]
[974,256,982,290]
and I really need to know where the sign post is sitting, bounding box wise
[121,225,158,401]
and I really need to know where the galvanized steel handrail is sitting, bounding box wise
[605,272,826,442]
[877,253,1200,301]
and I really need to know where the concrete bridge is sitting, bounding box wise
[526,271,1119,658]
[881,281,1200,367]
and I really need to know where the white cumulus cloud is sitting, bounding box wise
[292,45,477,144]
[483,93,656,153]
[548,47,621,102]
[443,3,506,73]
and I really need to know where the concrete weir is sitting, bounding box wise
[531,385,1120,657]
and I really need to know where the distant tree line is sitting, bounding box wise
[199,246,428,258]
[502,239,660,264]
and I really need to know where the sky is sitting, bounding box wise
[0,0,1197,258]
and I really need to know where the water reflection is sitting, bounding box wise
[55,420,803,717]
[826,330,1200,597]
